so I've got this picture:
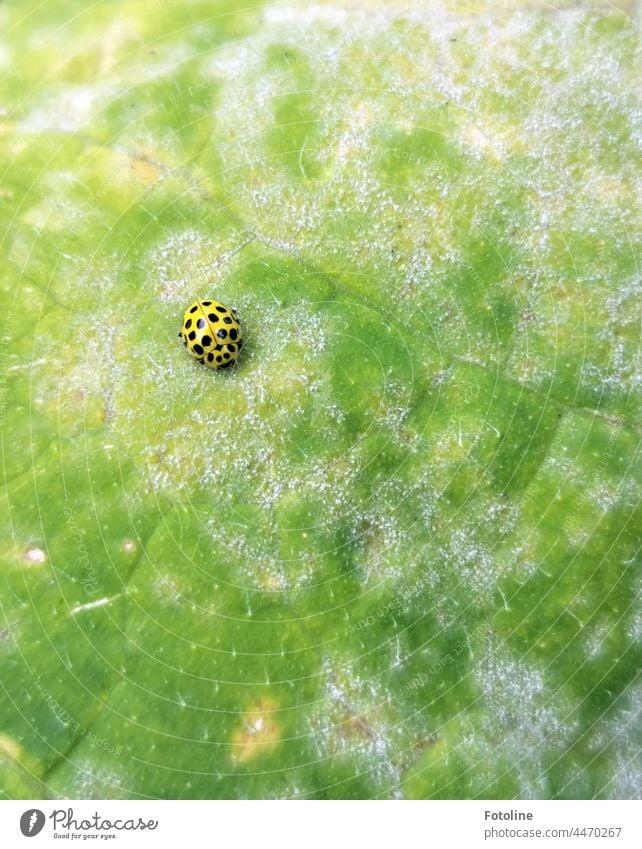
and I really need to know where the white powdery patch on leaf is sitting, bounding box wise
[22,192,100,236]
[32,314,118,430]
[203,4,637,329]
[584,678,642,800]
[309,658,406,798]
[437,527,499,599]
[604,276,642,334]
[473,647,577,798]
[149,229,249,304]
[401,247,436,296]
[378,376,414,431]
[480,496,521,537]
[354,509,406,586]
[62,761,127,800]
[585,475,630,514]
[343,464,443,589]
[120,300,335,508]
[628,580,642,643]
[21,83,119,134]
[581,340,638,395]
[203,451,366,591]
[263,3,350,28]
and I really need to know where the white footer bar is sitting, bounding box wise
[0,799,639,848]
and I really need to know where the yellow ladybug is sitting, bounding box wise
[179,298,243,370]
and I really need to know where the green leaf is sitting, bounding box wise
[1,0,640,800]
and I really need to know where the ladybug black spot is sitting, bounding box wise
[202,301,212,306]
[201,335,212,347]
[185,319,192,329]
[188,331,196,341]
[223,316,232,324]
[216,305,226,313]
[193,344,204,356]
[208,313,219,322]
[190,305,198,313]
[197,318,206,330]
[217,329,227,340]
[229,328,238,340]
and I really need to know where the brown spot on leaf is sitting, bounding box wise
[337,709,376,743]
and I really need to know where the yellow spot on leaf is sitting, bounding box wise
[0,734,23,762]
[231,698,281,763]
[128,153,162,186]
